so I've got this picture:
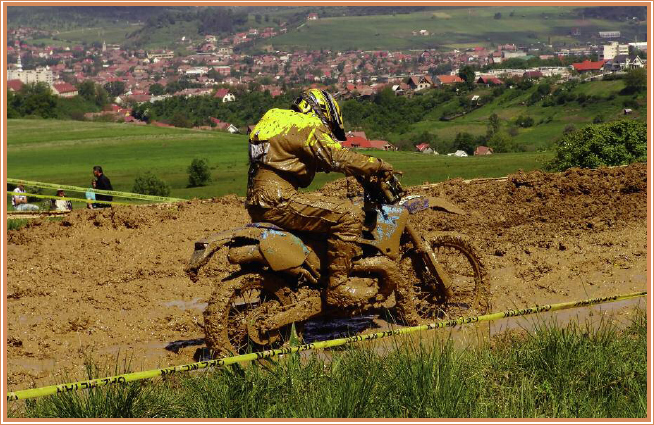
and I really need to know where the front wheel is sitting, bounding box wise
[409,232,490,321]
[203,273,294,358]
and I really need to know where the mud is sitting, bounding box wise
[6,164,648,390]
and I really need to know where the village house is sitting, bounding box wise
[214,88,236,102]
[606,55,645,71]
[474,146,493,155]
[307,13,319,20]
[407,75,433,91]
[210,117,239,133]
[476,76,503,86]
[7,79,23,92]
[571,60,607,73]
[435,75,463,85]
[51,82,78,97]
[415,143,433,154]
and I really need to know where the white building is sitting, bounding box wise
[185,67,209,76]
[599,31,621,39]
[628,42,647,51]
[601,42,629,60]
[7,67,54,85]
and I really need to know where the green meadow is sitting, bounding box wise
[7,119,550,201]
[400,79,644,151]
[270,6,644,51]
[31,23,140,47]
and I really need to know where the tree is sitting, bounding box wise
[77,80,97,102]
[15,83,58,118]
[453,132,476,155]
[170,112,192,128]
[103,81,126,97]
[515,115,534,128]
[487,131,512,153]
[132,171,171,197]
[486,113,501,137]
[458,65,476,87]
[149,83,165,95]
[255,14,262,24]
[547,120,647,171]
[494,12,502,19]
[187,158,212,187]
[623,68,646,94]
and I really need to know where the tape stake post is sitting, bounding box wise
[6,291,647,402]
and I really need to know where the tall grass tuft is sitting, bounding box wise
[14,310,646,418]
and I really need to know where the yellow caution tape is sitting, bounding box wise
[8,192,134,207]
[7,291,646,402]
[7,178,184,203]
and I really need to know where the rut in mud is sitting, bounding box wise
[6,163,647,390]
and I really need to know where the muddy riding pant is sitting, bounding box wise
[247,192,363,285]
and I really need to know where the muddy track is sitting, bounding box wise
[6,164,647,390]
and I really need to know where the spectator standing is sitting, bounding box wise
[52,189,73,212]
[93,166,113,208]
[11,184,39,211]
[85,179,97,209]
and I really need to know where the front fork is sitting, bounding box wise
[404,224,454,299]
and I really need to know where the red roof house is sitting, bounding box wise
[571,60,607,72]
[436,75,464,84]
[474,146,494,155]
[7,79,23,92]
[415,143,431,152]
[51,82,78,97]
[476,76,503,86]
[341,136,394,150]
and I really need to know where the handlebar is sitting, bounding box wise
[355,172,406,205]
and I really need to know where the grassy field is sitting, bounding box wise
[270,6,645,51]
[11,310,646,418]
[401,79,644,151]
[7,119,551,201]
[31,23,140,46]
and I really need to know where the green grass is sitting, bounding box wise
[7,219,29,231]
[33,23,140,46]
[270,6,645,51]
[7,119,551,200]
[404,79,643,151]
[11,310,646,418]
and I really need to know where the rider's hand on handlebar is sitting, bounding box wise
[377,159,394,178]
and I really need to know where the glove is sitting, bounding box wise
[377,159,394,177]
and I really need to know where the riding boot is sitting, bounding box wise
[325,240,376,308]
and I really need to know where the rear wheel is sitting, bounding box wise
[203,273,296,358]
[405,232,489,321]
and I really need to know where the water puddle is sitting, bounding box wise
[162,298,207,311]
[489,297,644,337]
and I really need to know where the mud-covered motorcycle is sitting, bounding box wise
[185,173,489,357]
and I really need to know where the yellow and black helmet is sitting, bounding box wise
[292,88,346,141]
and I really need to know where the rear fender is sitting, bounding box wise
[185,227,269,281]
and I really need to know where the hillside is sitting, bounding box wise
[10,6,646,51]
[383,78,646,152]
[243,6,645,51]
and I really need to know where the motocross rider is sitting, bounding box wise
[246,88,394,308]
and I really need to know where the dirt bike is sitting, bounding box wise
[185,173,489,357]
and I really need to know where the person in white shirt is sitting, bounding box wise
[11,184,39,211]
[52,189,72,212]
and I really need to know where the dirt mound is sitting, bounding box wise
[6,164,647,390]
